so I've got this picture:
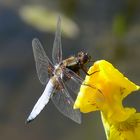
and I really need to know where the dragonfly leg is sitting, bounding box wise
[82,83,104,96]
[81,65,100,76]
[87,70,100,76]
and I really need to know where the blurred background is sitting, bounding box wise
[0,0,140,140]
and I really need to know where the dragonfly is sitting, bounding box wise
[26,17,92,124]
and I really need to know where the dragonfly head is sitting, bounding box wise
[78,52,91,65]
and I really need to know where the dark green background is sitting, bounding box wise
[0,0,140,140]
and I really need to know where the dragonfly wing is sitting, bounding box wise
[32,38,54,85]
[51,78,81,124]
[64,68,83,95]
[27,80,54,123]
[52,16,62,65]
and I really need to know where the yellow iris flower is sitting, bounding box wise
[74,60,140,140]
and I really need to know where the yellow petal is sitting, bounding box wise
[102,113,140,140]
[74,84,104,113]
[74,60,139,122]
[86,60,139,100]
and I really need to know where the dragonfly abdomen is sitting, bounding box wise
[27,79,54,123]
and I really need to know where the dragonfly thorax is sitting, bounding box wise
[53,64,63,78]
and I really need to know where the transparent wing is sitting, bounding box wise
[32,38,54,85]
[51,78,81,124]
[64,68,83,95]
[52,16,62,65]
